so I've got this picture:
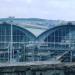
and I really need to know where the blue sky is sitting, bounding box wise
[0,0,75,21]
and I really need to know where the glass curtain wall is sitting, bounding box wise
[0,23,35,63]
[43,25,75,62]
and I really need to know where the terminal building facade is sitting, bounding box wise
[0,18,74,75]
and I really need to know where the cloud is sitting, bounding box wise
[0,0,75,20]
[26,0,32,4]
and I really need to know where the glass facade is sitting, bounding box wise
[0,22,75,63]
[0,23,36,62]
[0,22,75,75]
[38,24,75,62]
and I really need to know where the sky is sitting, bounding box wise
[0,0,75,21]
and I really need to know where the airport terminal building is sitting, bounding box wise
[0,18,75,75]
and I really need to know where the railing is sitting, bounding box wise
[0,42,74,63]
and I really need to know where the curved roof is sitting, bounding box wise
[37,23,74,41]
[1,22,36,41]
[13,24,36,41]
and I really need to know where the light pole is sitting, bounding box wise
[9,19,13,63]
